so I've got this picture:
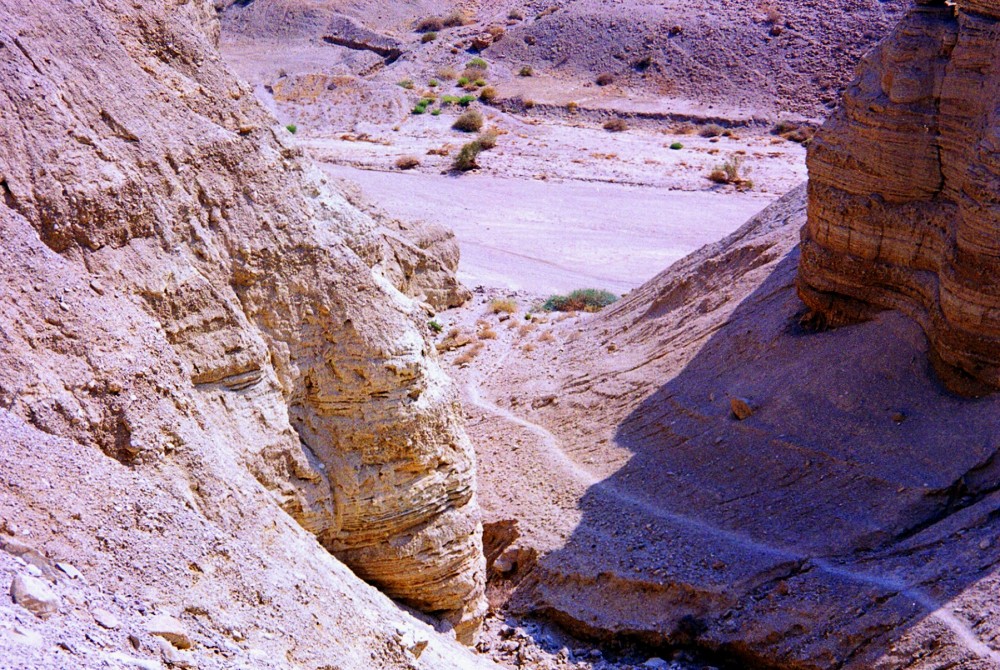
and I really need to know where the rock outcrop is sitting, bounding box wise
[0,0,485,658]
[798,0,1000,394]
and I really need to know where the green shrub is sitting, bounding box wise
[453,141,483,171]
[542,289,618,313]
[429,79,439,88]
[413,98,434,115]
[441,95,460,106]
[467,57,488,70]
[453,109,484,132]
[431,109,442,116]
[458,95,476,107]
[285,123,298,134]
[421,31,438,43]
[670,142,684,150]
[428,319,444,333]
[474,78,487,87]
[519,65,534,77]
[457,76,470,87]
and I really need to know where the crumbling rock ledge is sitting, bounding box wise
[0,0,484,649]
[798,0,1000,394]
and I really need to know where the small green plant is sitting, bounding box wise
[441,95,460,106]
[285,123,298,134]
[421,31,438,43]
[429,79,439,87]
[397,79,415,89]
[467,57,488,70]
[428,319,444,333]
[519,65,534,77]
[412,97,435,115]
[457,76,470,87]
[453,109,484,132]
[670,142,684,150]
[431,109,442,116]
[458,95,476,107]
[453,140,483,171]
[474,78,487,87]
[542,289,618,313]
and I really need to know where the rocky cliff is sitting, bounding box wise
[0,0,487,664]
[798,0,1000,395]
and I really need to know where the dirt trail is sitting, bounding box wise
[464,374,1000,665]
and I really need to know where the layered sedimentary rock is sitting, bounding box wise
[0,0,484,648]
[798,0,1000,394]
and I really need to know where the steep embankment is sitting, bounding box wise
[799,0,1000,394]
[0,0,493,667]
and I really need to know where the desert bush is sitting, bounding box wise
[477,129,499,150]
[453,109,484,132]
[538,331,556,343]
[285,123,298,134]
[519,65,534,77]
[412,98,434,114]
[415,16,444,32]
[488,25,506,41]
[431,109,442,116]
[479,86,497,103]
[567,101,579,113]
[458,95,476,107]
[537,6,559,19]
[522,98,536,109]
[467,57,489,70]
[596,73,615,86]
[708,155,752,189]
[670,142,684,150]
[427,145,452,156]
[441,95,460,106]
[774,120,816,145]
[543,289,618,312]
[421,31,438,43]
[490,298,517,314]
[396,155,420,170]
[473,78,487,88]
[443,10,470,28]
[428,79,439,87]
[428,320,444,333]
[508,9,524,20]
[397,79,415,89]
[457,76,470,87]
[603,118,628,132]
[699,123,725,138]
[478,326,497,340]
[453,141,484,171]
[437,66,458,80]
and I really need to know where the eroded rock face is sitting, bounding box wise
[0,0,483,644]
[798,0,1000,394]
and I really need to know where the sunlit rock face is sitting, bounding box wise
[798,0,1000,394]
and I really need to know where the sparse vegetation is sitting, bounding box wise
[428,320,443,333]
[443,9,470,28]
[699,123,725,138]
[412,98,435,115]
[519,65,534,77]
[453,140,484,171]
[774,120,816,145]
[397,79,415,90]
[708,155,753,190]
[478,326,497,340]
[458,95,476,107]
[415,16,444,33]
[467,57,488,70]
[473,78,487,88]
[596,73,615,86]
[441,95,460,106]
[490,298,517,314]
[457,76,470,87]
[437,66,458,81]
[479,86,497,103]
[428,79,439,87]
[285,123,298,134]
[603,118,628,132]
[396,155,420,170]
[453,109,484,132]
[670,142,684,150]
[567,101,579,113]
[477,129,499,149]
[421,31,438,43]
[543,289,618,312]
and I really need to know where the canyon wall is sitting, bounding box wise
[798,0,1000,394]
[0,0,485,658]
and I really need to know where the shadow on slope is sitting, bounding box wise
[514,188,1000,669]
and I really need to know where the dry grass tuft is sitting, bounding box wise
[395,155,420,170]
[490,298,517,314]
